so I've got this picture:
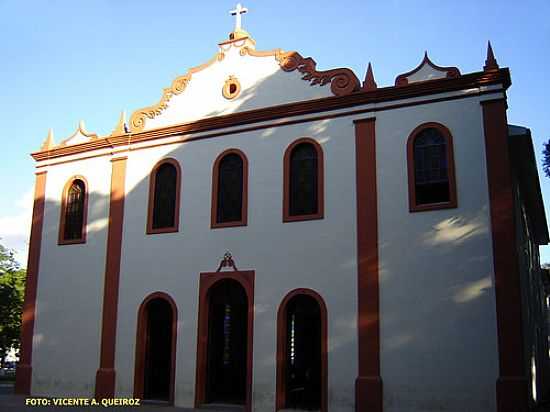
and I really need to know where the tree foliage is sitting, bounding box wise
[543,139,550,178]
[0,243,26,368]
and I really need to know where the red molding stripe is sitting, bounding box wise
[95,156,127,398]
[354,118,383,412]
[15,171,47,394]
[482,99,529,411]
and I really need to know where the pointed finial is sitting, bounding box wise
[362,62,378,91]
[484,41,499,72]
[40,128,55,151]
[77,120,98,139]
[111,111,129,136]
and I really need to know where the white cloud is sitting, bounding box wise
[0,187,34,267]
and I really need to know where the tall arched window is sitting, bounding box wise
[59,176,88,244]
[147,159,181,234]
[283,138,324,222]
[407,123,457,212]
[133,292,178,404]
[276,289,328,412]
[211,149,248,228]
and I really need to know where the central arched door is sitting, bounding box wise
[206,279,248,404]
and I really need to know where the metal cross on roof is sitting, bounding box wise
[230,3,248,31]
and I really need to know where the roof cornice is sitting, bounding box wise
[31,68,511,162]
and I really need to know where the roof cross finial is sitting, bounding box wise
[230,3,248,31]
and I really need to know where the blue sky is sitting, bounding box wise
[1,0,549,264]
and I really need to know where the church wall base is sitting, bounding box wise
[14,364,32,395]
[95,368,116,398]
[355,376,383,412]
[496,376,529,412]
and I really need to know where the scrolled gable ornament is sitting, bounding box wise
[240,47,360,96]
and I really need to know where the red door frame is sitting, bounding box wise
[133,292,178,404]
[194,270,255,412]
[275,288,328,412]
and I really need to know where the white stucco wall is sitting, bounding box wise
[32,156,112,396]
[375,97,499,412]
[114,117,358,412]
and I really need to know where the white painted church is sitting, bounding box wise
[16,5,550,412]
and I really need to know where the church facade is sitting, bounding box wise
[15,10,550,412]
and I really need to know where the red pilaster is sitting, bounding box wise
[95,156,127,398]
[15,171,47,394]
[354,118,383,412]
[482,99,528,412]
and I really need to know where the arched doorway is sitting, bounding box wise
[206,279,248,403]
[134,292,177,403]
[195,270,255,412]
[276,289,327,412]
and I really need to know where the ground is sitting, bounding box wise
[1,384,550,411]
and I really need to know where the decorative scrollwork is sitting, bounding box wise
[242,47,360,97]
[216,252,238,272]
[129,52,224,132]
[129,45,360,132]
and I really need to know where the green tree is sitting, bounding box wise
[0,243,26,368]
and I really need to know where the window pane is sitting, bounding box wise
[64,179,85,240]
[152,163,178,229]
[217,154,243,223]
[289,143,318,216]
[414,128,450,205]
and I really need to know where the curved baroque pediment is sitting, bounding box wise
[128,39,360,133]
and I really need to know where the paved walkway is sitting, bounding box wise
[4,384,550,412]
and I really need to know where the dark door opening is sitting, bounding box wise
[206,279,248,404]
[143,298,173,401]
[285,295,322,410]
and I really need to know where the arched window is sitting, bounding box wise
[211,149,248,228]
[276,289,328,412]
[407,123,457,212]
[133,292,178,404]
[283,138,324,222]
[59,177,88,244]
[147,159,181,234]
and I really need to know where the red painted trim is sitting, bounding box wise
[146,158,182,235]
[406,122,457,212]
[95,156,127,398]
[283,138,325,222]
[133,292,178,404]
[194,270,255,412]
[15,171,47,395]
[395,52,461,86]
[211,148,249,229]
[481,99,529,411]
[58,175,89,245]
[275,288,328,412]
[354,118,383,412]
[35,91,504,172]
[32,69,511,163]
